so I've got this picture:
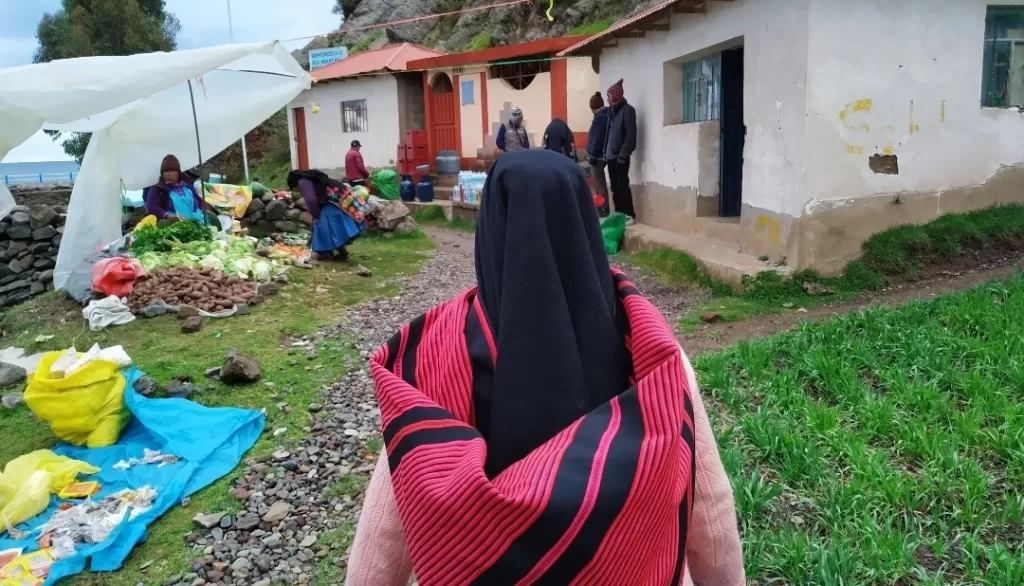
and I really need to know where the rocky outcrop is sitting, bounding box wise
[0,203,65,307]
[296,0,658,62]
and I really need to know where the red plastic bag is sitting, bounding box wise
[91,258,146,298]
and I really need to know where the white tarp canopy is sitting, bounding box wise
[0,41,312,288]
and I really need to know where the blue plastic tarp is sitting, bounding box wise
[0,368,264,584]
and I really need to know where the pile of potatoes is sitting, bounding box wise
[128,267,256,314]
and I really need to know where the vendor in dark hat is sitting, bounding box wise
[144,154,217,227]
[345,140,370,188]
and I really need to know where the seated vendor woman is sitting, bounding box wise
[144,154,219,228]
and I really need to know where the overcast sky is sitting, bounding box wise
[1,0,336,162]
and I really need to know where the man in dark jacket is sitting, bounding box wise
[587,92,611,216]
[345,140,370,187]
[604,79,637,220]
[542,118,575,158]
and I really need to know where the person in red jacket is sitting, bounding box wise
[345,140,370,187]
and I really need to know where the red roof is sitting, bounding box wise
[559,0,715,56]
[313,43,446,81]
[406,36,589,70]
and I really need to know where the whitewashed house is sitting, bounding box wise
[287,43,445,173]
[563,0,1024,275]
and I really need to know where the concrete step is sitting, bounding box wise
[623,223,789,291]
[405,200,454,221]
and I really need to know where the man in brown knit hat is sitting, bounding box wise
[604,78,637,221]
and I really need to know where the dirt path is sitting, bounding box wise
[679,262,1023,356]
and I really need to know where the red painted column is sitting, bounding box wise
[422,71,434,170]
[551,58,569,122]
[480,71,489,145]
[453,74,463,167]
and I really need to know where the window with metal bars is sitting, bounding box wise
[683,53,721,123]
[341,99,369,133]
[489,57,551,90]
[982,7,1024,107]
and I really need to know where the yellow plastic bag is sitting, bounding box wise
[0,451,98,534]
[24,352,130,447]
[133,215,157,232]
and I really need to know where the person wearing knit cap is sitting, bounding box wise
[587,91,611,216]
[144,154,217,227]
[604,78,637,220]
[496,107,530,152]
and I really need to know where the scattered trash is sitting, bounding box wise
[82,296,136,331]
[33,335,54,344]
[802,281,835,296]
[112,449,180,471]
[272,428,287,437]
[0,451,99,535]
[35,487,158,560]
[57,481,101,499]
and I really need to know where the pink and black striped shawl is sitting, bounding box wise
[370,272,696,586]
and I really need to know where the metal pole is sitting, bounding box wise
[227,0,251,184]
[188,79,208,227]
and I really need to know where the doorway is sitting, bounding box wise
[293,107,308,170]
[719,46,744,218]
[429,73,457,158]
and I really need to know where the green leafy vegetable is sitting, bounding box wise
[131,220,213,254]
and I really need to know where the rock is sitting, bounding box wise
[38,269,54,283]
[166,380,193,399]
[229,558,252,573]
[264,200,288,221]
[29,205,58,228]
[376,201,411,231]
[263,533,283,548]
[163,574,183,586]
[204,366,222,378]
[0,362,27,387]
[256,282,281,296]
[803,281,835,296]
[274,221,300,234]
[395,216,418,236]
[193,512,226,529]
[262,501,292,523]
[181,316,203,334]
[286,208,302,221]
[5,260,26,276]
[139,560,155,571]
[298,212,314,226]
[299,534,317,548]
[220,349,261,384]
[1,393,24,410]
[234,512,261,531]
[245,198,265,216]
[230,487,252,500]
[210,527,224,542]
[700,312,724,324]
[6,226,31,240]
[32,258,54,270]
[355,265,372,278]
[252,580,271,586]
[249,293,266,306]
[10,211,30,226]
[32,226,57,241]
[178,305,200,319]
[306,348,318,361]
[28,281,45,295]
[29,242,50,254]
[308,403,323,413]
[234,303,251,315]
[133,376,160,397]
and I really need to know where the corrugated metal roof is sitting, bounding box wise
[313,43,446,81]
[557,0,683,57]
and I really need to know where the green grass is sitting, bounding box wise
[314,522,356,586]
[411,206,476,234]
[349,32,380,55]
[628,248,730,294]
[0,233,434,586]
[251,150,292,190]
[696,273,1024,584]
[568,18,614,36]
[464,30,493,52]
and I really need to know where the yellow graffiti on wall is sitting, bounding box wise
[908,100,920,134]
[755,215,782,245]
[838,98,873,131]
[838,98,940,156]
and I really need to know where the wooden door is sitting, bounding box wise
[719,47,744,218]
[429,73,457,153]
[293,107,309,169]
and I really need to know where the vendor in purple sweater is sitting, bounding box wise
[144,154,217,226]
[287,169,366,261]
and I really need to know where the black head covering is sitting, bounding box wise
[474,149,631,476]
[288,170,347,201]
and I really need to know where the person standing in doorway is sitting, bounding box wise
[587,91,611,217]
[605,79,637,221]
[345,140,370,188]
[496,107,530,152]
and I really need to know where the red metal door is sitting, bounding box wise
[293,107,309,169]
[430,74,457,153]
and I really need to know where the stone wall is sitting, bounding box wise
[0,204,65,307]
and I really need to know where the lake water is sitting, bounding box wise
[0,160,80,184]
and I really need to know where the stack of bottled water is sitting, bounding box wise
[457,171,487,205]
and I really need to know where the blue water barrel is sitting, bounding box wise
[399,175,416,202]
[416,175,435,203]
